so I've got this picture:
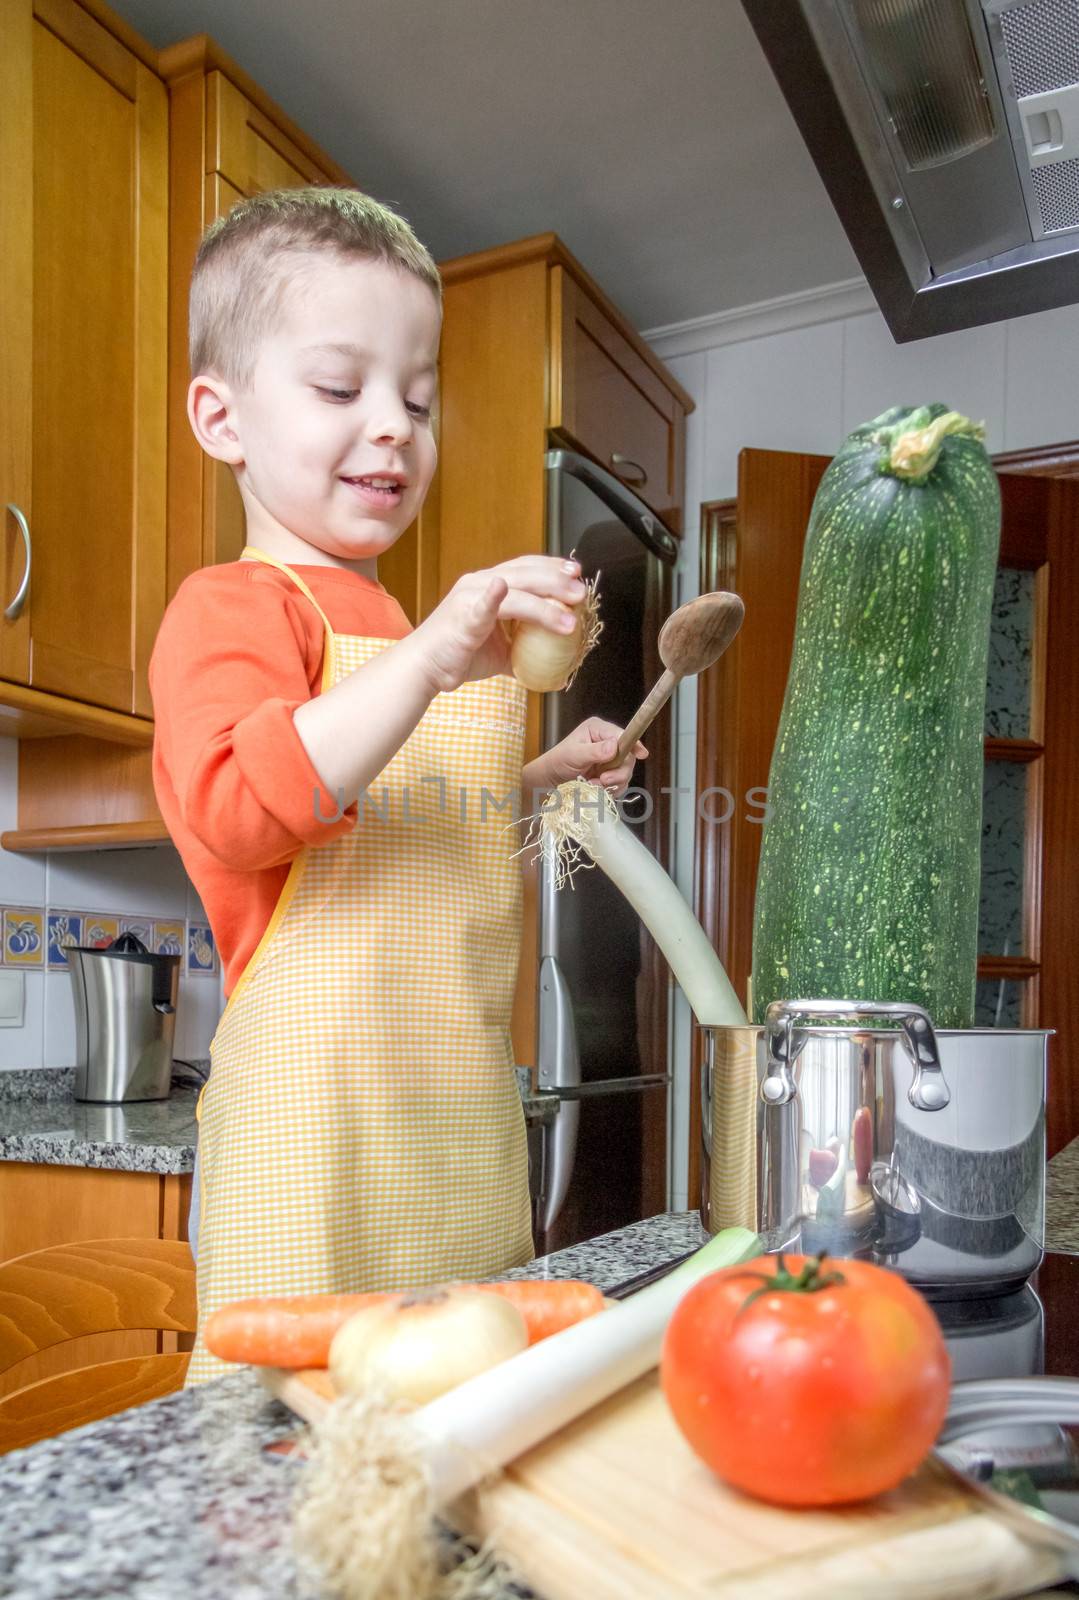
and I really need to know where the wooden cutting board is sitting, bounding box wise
[263,1367,1066,1599]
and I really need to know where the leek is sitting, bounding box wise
[414,1226,761,1505]
[294,1228,761,1598]
[540,778,747,1027]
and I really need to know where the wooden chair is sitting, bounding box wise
[0,1237,196,1454]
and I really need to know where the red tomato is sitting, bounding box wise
[660,1253,950,1507]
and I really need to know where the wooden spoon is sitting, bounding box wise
[610,590,745,767]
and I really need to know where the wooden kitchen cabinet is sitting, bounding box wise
[1,0,168,724]
[160,38,356,600]
[550,265,686,525]
[385,233,693,631]
[0,1162,192,1402]
[436,234,691,602]
[4,20,358,851]
[0,0,168,854]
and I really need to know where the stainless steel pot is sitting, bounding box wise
[699,998,1050,1299]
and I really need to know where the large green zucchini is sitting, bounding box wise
[751,405,1001,1028]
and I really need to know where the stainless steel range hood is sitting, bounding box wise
[741,0,1079,341]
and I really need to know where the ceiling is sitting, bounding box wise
[108,0,863,334]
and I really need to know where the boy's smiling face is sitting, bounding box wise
[194,253,440,575]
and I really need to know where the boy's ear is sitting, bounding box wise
[188,374,245,466]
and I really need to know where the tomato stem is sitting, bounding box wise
[736,1252,847,1317]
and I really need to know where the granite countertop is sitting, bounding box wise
[0,1212,704,1600]
[0,1067,557,1176]
[2,1180,1079,1599]
[0,1069,201,1176]
[3,1055,1077,1244]
[1047,1135,1079,1253]
[2,1066,1078,1600]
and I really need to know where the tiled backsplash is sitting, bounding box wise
[1,906,218,976]
[0,930,224,1071]
[0,740,225,1068]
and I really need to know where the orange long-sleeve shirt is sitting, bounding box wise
[149,559,412,995]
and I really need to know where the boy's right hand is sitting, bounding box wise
[407,556,588,694]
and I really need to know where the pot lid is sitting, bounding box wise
[937,1378,1079,1575]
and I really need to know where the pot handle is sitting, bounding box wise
[699,1027,714,1161]
[761,999,950,1112]
[760,1007,807,1106]
[900,1008,950,1112]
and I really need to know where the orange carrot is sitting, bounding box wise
[204,1279,606,1367]
[460,1279,607,1343]
[204,1292,386,1368]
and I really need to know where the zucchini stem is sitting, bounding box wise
[873,409,985,484]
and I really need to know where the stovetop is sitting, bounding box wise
[939,1252,1079,1383]
[934,1255,1079,1590]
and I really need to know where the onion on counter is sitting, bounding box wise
[507,574,602,692]
[328,1288,528,1407]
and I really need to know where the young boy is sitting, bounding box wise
[150,187,645,1380]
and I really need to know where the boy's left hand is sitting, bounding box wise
[523,717,648,800]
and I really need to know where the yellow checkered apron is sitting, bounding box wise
[186,549,533,1384]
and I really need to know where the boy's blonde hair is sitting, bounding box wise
[189,186,441,386]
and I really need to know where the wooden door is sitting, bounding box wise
[1,0,167,718]
[692,449,1079,1188]
[984,469,1079,1155]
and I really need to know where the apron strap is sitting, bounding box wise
[241,546,336,692]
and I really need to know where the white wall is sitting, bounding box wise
[0,739,223,1069]
[652,281,1079,1211]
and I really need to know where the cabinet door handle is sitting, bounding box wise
[4,504,30,622]
[609,453,647,487]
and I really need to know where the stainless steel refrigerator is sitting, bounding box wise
[533,450,678,1251]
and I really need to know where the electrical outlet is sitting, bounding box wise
[0,971,25,1027]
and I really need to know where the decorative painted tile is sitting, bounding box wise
[153,920,184,957]
[186,921,217,976]
[47,912,83,970]
[3,908,45,967]
[83,914,119,950]
[120,916,154,950]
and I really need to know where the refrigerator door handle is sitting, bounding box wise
[537,1074,671,1102]
[536,951,580,1232]
[545,448,678,564]
[536,833,581,1234]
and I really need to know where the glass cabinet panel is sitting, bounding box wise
[984,567,1035,738]
[978,760,1027,956]
[975,977,1026,1028]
